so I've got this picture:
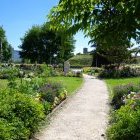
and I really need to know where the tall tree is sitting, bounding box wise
[56,31,75,63]
[20,24,75,64]
[0,26,12,62]
[48,0,140,65]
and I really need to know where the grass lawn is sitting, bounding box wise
[105,77,140,91]
[48,76,83,95]
[0,76,83,96]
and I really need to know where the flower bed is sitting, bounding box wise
[0,65,67,139]
[99,66,140,78]
[107,83,140,139]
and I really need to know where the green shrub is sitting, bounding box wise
[99,66,140,78]
[16,77,46,96]
[67,70,83,77]
[39,81,64,103]
[111,83,140,109]
[0,90,45,139]
[39,64,57,77]
[0,67,19,79]
[83,67,102,75]
[107,101,140,140]
[43,101,52,114]
[0,118,29,140]
[66,71,74,77]
[39,81,67,113]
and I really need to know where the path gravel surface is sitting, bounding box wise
[36,74,109,140]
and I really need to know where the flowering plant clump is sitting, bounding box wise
[99,66,140,78]
[39,82,66,102]
[107,82,140,140]
[0,63,69,139]
[111,83,140,109]
[38,81,67,113]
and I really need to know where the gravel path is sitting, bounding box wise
[36,74,109,140]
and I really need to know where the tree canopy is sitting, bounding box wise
[48,0,140,65]
[19,24,75,64]
[0,26,12,62]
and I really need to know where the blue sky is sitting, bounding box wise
[0,0,92,54]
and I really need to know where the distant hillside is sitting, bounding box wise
[68,54,93,68]
[12,49,21,62]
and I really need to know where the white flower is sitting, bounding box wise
[24,78,31,82]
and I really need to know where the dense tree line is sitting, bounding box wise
[0,26,12,62]
[20,23,75,64]
[48,0,140,66]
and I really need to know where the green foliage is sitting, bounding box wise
[107,79,140,139]
[0,66,19,79]
[48,0,140,65]
[111,83,140,109]
[48,76,83,95]
[0,26,12,62]
[92,47,131,67]
[0,63,83,139]
[107,102,140,140]
[43,101,52,114]
[17,78,41,96]
[92,49,111,67]
[20,25,58,63]
[39,64,58,77]
[105,77,140,90]
[99,66,140,78]
[68,54,92,68]
[0,90,45,140]
[20,24,75,64]
[66,70,83,77]
[0,118,29,140]
[39,81,65,103]
[0,64,60,81]
[83,67,102,75]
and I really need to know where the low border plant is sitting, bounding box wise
[107,82,140,140]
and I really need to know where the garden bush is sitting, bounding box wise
[66,70,83,77]
[99,66,140,78]
[39,81,66,103]
[0,63,68,139]
[16,77,47,96]
[17,64,42,71]
[0,90,45,140]
[0,118,29,140]
[10,77,67,114]
[39,81,67,112]
[108,80,140,139]
[0,66,19,79]
[83,67,102,75]
[107,100,140,140]
[39,64,58,77]
[111,83,140,109]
